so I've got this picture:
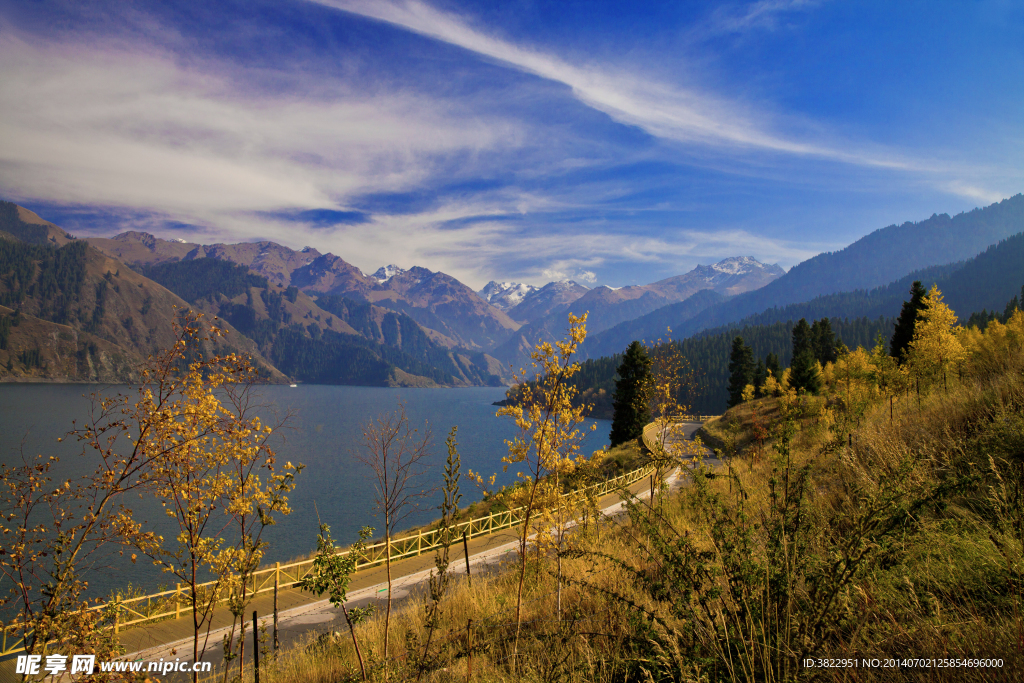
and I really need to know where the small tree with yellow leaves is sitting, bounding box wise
[869,333,909,422]
[493,312,593,663]
[78,311,299,682]
[909,285,965,393]
[644,336,705,497]
[0,449,134,676]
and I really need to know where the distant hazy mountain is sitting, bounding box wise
[491,256,783,369]
[582,289,727,358]
[701,229,1024,338]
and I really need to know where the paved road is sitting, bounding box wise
[120,471,673,680]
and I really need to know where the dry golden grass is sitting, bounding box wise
[222,351,1024,683]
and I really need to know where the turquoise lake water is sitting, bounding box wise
[0,383,611,600]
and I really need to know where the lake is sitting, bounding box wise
[0,383,611,600]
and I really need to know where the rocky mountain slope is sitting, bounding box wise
[138,258,506,387]
[88,232,520,351]
[1,208,285,382]
[2,203,505,386]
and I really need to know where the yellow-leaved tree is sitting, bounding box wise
[492,312,593,665]
[909,285,965,392]
[79,311,299,683]
[869,333,909,422]
[644,336,705,498]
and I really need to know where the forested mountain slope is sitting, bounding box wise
[664,194,1024,339]
[567,230,1024,414]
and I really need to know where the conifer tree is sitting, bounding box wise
[790,318,822,394]
[727,336,755,407]
[811,317,839,365]
[765,352,781,380]
[753,358,767,396]
[609,340,653,446]
[890,280,928,362]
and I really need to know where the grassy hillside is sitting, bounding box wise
[231,303,1024,683]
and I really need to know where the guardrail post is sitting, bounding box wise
[462,531,471,587]
[175,584,181,620]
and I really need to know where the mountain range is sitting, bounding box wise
[3,193,1023,391]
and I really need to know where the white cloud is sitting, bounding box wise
[708,0,824,34]
[0,31,523,217]
[942,181,1008,206]
[312,0,927,170]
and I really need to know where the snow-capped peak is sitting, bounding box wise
[479,281,539,310]
[710,256,763,276]
[372,264,406,283]
[172,238,188,244]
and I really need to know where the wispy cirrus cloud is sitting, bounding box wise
[706,0,824,34]
[310,0,926,170]
[0,29,524,217]
[1,1,1017,291]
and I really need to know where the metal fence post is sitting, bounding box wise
[463,531,471,587]
[253,610,260,683]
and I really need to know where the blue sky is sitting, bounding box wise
[1,0,1021,289]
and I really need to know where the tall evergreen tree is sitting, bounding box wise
[727,336,755,407]
[753,359,767,397]
[765,352,781,380]
[890,280,928,362]
[811,318,839,365]
[609,341,653,447]
[790,318,821,394]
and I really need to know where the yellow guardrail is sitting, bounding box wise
[1,461,657,656]
[641,415,718,453]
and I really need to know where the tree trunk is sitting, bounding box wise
[384,530,392,670]
[342,604,367,681]
[512,479,540,666]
